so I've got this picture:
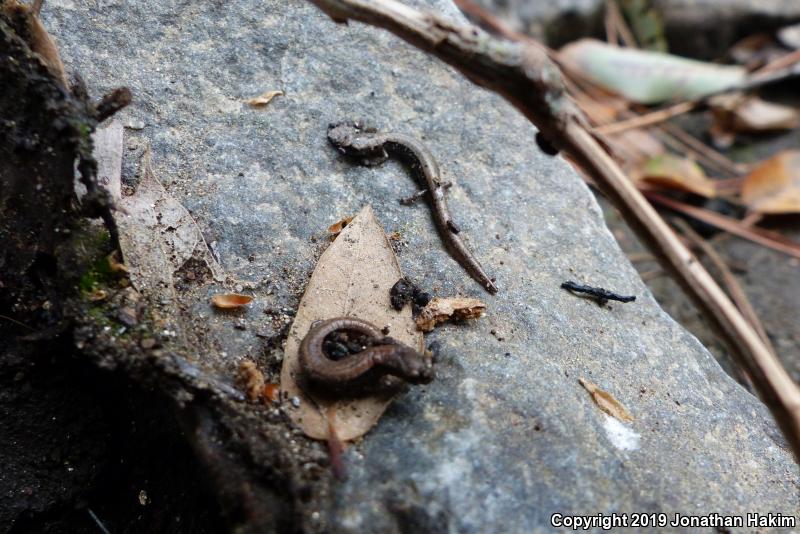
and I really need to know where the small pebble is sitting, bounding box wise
[413,291,431,307]
[117,307,138,327]
[291,396,301,408]
[126,119,146,130]
[140,338,156,350]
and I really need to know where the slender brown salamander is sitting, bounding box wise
[327,121,498,294]
[299,317,434,390]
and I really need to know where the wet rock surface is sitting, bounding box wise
[41,0,799,531]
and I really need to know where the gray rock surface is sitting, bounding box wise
[44,0,798,531]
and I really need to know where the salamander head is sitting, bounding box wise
[327,120,382,158]
[393,346,435,384]
[327,120,362,147]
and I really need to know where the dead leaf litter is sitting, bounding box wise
[579,378,634,422]
[415,296,486,332]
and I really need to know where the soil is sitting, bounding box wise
[0,15,322,533]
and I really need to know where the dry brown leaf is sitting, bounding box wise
[610,128,666,169]
[114,149,231,352]
[741,150,800,214]
[327,215,354,238]
[728,33,787,69]
[280,205,422,441]
[107,250,129,274]
[245,90,284,107]
[633,154,716,198]
[211,294,253,309]
[238,360,265,401]
[729,34,771,65]
[3,0,69,88]
[710,94,799,137]
[729,98,799,131]
[579,378,634,422]
[117,149,224,296]
[415,296,486,332]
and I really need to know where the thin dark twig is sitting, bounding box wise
[0,313,35,331]
[561,280,636,306]
[94,87,132,123]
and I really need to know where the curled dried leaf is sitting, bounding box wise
[634,154,716,198]
[88,289,108,302]
[328,215,354,239]
[263,383,280,403]
[211,294,253,309]
[238,360,265,402]
[107,251,129,273]
[579,378,634,422]
[415,297,486,332]
[245,90,284,107]
[741,151,800,214]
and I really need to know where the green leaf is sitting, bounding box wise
[559,39,746,104]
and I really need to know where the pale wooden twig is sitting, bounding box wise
[595,101,695,135]
[646,192,800,259]
[604,0,618,46]
[604,0,637,49]
[660,123,745,176]
[452,0,526,42]
[753,49,800,76]
[306,0,800,462]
